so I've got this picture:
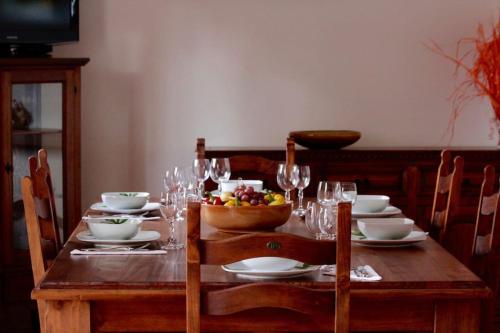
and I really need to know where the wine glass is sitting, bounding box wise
[276,163,299,202]
[210,158,231,194]
[317,181,341,205]
[164,169,177,194]
[192,158,210,199]
[292,165,310,216]
[160,191,184,250]
[340,182,357,204]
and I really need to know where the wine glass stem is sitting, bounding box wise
[285,190,290,202]
[217,182,222,194]
[169,219,176,244]
[298,188,304,209]
[198,181,204,199]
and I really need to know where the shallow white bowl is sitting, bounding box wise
[101,192,149,210]
[353,195,390,213]
[221,180,263,193]
[85,217,143,240]
[240,257,298,271]
[357,218,414,240]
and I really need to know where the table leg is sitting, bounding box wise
[434,299,480,333]
[41,300,90,333]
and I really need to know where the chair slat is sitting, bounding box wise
[204,283,334,316]
[201,232,336,265]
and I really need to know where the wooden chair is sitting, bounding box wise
[429,149,464,243]
[196,137,296,192]
[28,148,62,254]
[186,201,351,333]
[467,165,500,333]
[21,150,62,331]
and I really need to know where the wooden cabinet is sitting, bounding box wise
[204,147,500,229]
[0,58,88,331]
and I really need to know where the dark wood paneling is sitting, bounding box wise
[205,147,500,229]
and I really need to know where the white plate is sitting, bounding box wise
[76,230,161,247]
[222,262,319,279]
[352,205,402,218]
[352,230,427,247]
[90,202,160,214]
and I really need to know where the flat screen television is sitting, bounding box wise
[0,0,79,56]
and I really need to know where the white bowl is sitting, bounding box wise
[240,257,298,271]
[357,218,414,240]
[101,192,149,209]
[221,180,264,193]
[85,217,143,240]
[353,195,390,213]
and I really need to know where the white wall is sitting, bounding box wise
[54,0,500,209]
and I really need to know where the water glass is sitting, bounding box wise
[305,201,322,239]
[292,165,311,216]
[160,192,184,250]
[317,181,341,205]
[209,158,231,194]
[192,159,210,199]
[276,163,299,202]
[340,182,357,204]
[318,204,338,240]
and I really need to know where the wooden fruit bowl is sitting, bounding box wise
[201,203,292,233]
[289,130,361,149]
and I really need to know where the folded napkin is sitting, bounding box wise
[322,264,382,282]
[71,249,167,255]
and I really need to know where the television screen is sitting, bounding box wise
[0,0,79,45]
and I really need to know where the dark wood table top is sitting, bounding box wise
[36,212,489,298]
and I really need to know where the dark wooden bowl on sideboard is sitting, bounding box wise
[289,130,361,149]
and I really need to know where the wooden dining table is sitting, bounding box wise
[32,207,491,332]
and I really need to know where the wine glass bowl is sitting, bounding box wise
[276,163,299,202]
[164,169,177,194]
[209,158,231,194]
[317,181,341,205]
[340,182,357,204]
[192,159,210,199]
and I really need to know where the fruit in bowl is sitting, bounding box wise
[201,184,291,232]
[203,185,286,207]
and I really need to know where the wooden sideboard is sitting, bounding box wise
[204,147,500,229]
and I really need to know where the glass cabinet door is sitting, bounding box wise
[11,83,63,250]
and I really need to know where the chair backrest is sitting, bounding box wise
[470,165,500,282]
[28,149,62,255]
[195,137,296,192]
[21,176,57,286]
[466,165,500,333]
[21,172,60,333]
[186,201,351,333]
[429,149,464,242]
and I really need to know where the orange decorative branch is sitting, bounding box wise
[428,17,500,144]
